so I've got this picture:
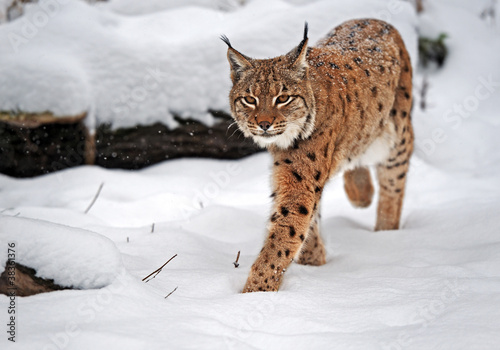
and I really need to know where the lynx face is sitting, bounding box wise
[222,32,316,149]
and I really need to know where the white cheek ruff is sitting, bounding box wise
[252,121,305,149]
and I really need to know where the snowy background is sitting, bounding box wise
[1,0,500,349]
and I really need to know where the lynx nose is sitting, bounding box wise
[258,121,271,131]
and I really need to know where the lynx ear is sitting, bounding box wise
[221,35,253,81]
[288,22,309,76]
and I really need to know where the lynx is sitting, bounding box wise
[222,19,414,292]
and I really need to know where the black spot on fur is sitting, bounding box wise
[298,205,309,215]
[270,233,276,240]
[307,153,316,162]
[271,212,278,222]
[400,138,406,146]
[395,189,402,193]
[277,251,282,257]
[323,144,329,158]
[345,64,353,70]
[353,57,362,64]
[404,92,410,99]
[284,158,292,164]
[378,103,383,112]
[270,264,275,269]
[330,63,340,69]
[316,62,324,67]
[390,109,397,117]
[281,207,289,217]
[292,171,303,182]
[365,69,371,77]
[371,86,377,97]
[346,94,352,103]
[285,249,290,257]
[315,186,321,193]
[289,226,296,237]
[397,173,406,180]
[270,192,276,198]
[274,161,280,166]
[299,234,305,241]
[315,171,321,181]
[379,65,385,73]
[402,111,408,118]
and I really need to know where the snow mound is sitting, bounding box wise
[0,54,91,119]
[0,215,123,289]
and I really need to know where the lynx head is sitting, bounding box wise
[222,24,316,149]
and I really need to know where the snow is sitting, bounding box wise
[0,0,416,130]
[1,0,500,349]
[0,216,123,289]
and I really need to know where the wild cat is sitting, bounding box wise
[222,19,413,292]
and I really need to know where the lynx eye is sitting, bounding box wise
[243,96,257,105]
[276,95,291,105]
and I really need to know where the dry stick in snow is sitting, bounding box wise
[142,254,178,283]
[84,182,104,214]
[420,75,429,111]
[233,251,241,268]
[151,223,155,233]
[165,286,178,299]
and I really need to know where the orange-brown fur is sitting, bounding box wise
[223,19,414,292]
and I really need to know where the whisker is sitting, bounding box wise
[226,121,239,136]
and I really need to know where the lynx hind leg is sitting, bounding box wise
[343,167,374,208]
[376,49,413,231]
[296,210,326,266]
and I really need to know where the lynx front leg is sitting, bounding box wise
[296,209,326,266]
[243,187,317,293]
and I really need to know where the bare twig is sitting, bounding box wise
[164,286,178,299]
[151,223,155,233]
[142,254,178,282]
[415,0,424,13]
[420,75,429,111]
[233,251,241,268]
[84,182,104,214]
[127,237,129,243]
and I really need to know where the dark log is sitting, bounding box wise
[0,110,262,177]
[0,120,89,177]
[0,262,71,297]
[95,111,261,170]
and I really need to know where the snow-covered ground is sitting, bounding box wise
[1,0,500,349]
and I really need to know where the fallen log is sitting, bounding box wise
[0,262,71,297]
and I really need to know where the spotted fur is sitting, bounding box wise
[223,19,414,292]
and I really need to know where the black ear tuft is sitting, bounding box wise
[220,35,232,48]
[297,22,309,54]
